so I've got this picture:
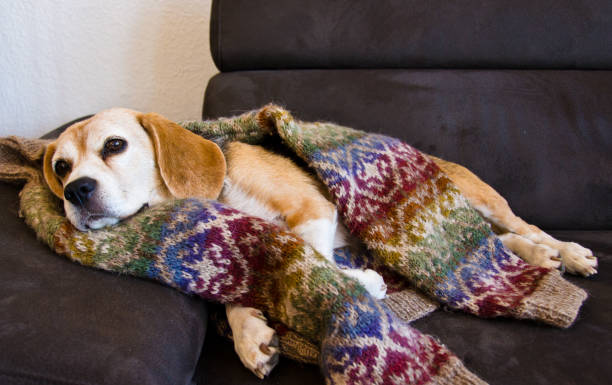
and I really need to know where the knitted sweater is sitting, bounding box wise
[1,105,587,385]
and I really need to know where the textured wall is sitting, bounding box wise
[0,0,216,137]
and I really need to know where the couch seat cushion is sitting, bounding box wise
[0,180,208,385]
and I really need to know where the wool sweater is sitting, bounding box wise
[0,105,587,385]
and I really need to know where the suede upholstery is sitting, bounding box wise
[1,1,610,384]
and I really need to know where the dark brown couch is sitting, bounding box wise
[1,1,610,384]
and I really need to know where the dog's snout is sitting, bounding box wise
[64,177,97,207]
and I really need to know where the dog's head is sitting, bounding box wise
[43,108,226,231]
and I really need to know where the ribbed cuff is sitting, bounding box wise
[383,289,439,322]
[433,356,488,385]
[512,270,587,328]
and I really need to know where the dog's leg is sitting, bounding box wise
[225,304,279,379]
[431,156,597,276]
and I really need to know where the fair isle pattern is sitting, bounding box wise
[435,235,549,317]
[296,131,552,319]
[20,184,481,384]
[323,295,486,385]
[322,295,451,385]
[49,198,368,341]
[9,104,588,385]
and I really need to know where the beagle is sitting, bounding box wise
[43,108,598,378]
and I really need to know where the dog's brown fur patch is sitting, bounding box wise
[224,142,335,229]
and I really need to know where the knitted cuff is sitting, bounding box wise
[383,289,439,322]
[511,270,587,328]
[434,356,488,385]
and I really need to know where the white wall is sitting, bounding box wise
[0,0,217,138]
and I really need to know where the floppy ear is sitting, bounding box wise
[42,141,65,199]
[139,112,226,200]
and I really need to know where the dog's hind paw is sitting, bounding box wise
[560,242,598,277]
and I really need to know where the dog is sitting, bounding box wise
[42,108,598,378]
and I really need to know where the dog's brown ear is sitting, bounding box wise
[42,141,65,199]
[139,112,226,200]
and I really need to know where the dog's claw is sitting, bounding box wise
[259,342,273,355]
[253,335,279,378]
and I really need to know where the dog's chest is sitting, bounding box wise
[219,177,286,228]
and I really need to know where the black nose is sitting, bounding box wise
[64,177,97,207]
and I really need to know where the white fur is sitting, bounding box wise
[341,268,387,300]
[333,221,353,249]
[293,217,337,261]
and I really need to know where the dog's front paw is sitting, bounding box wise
[342,268,387,299]
[559,242,598,277]
[231,308,280,379]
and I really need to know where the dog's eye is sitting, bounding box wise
[102,138,127,159]
[54,160,71,178]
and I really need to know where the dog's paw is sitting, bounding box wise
[342,268,387,299]
[559,242,598,277]
[231,308,280,379]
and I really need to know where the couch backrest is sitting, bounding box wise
[211,0,612,71]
